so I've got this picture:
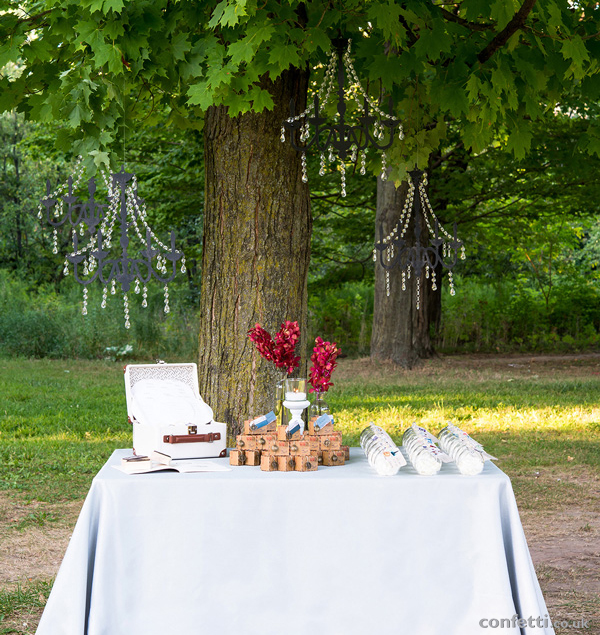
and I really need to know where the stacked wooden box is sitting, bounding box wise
[230,416,349,472]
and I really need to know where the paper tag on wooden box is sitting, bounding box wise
[260,454,280,471]
[342,445,350,461]
[244,411,277,434]
[308,414,334,435]
[229,449,247,466]
[278,455,296,472]
[322,449,345,466]
[295,455,318,472]
[244,450,262,466]
[277,424,301,442]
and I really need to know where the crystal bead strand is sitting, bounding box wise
[386,270,390,297]
[52,229,58,254]
[402,271,406,291]
[301,152,308,183]
[431,270,437,291]
[319,153,326,176]
[380,152,387,181]
[416,282,420,310]
[360,150,367,175]
[134,279,141,294]
[111,279,116,295]
[142,286,148,308]
[163,285,170,314]
[340,159,346,197]
[123,293,130,329]
[449,271,456,296]
[180,257,186,274]
[101,286,107,309]
[82,287,88,316]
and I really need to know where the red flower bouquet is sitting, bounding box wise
[248,320,301,375]
[309,337,341,393]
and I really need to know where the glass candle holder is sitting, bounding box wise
[284,378,307,402]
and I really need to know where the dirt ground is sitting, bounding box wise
[1,353,599,633]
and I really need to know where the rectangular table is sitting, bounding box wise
[36,449,552,635]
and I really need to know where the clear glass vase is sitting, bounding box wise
[274,375,288,427]
[309,391,331,419]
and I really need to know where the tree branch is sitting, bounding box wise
[477,0,538,64]
[439,8,494,32]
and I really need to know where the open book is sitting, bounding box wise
[114,451,231,475]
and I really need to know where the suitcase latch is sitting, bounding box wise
[188,425,197,435]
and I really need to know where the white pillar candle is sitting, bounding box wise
[285,390,307,401]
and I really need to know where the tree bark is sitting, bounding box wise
[370,175,436,368]
[199,68,311,438]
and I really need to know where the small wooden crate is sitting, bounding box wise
[229,449,247,466]
[236,434,257,451]
[254,433,277,451]
[289,440,311,456]
[244,450,262,466]
[322,449,345,466]
[265,440,289,456]
[260,454,280,471]
[278,455,296,472]
[295,455,318,472]
[319,431,343,451]
[304,434,320,454]
[342,445,350,461]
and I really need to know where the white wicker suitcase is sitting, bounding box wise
[124,362,227,460]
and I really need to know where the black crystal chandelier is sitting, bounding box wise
[281,39,403,196]
[373,169,465,308]
[39,157,185,328]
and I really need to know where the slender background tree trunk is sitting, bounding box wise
[199,68,311,437]
[370,175,437,368]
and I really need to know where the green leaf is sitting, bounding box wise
[466,74,481,102]
[561,38,590,79]
[248,85,274,112]
[228,38,255,67]
[89,149,111,169]
[103,0,125,13]
[0,37,24,67]
[368,1,404,43]
[506,120,533,159]
[187,82,213,109]
[171,33,190,62]
[490,0,519,29]
[268,43,300,72]
[208,0,247,28]
[67,103,91,128]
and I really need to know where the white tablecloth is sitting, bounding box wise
[36,449,552,635]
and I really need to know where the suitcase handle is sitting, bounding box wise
[163,433,221,444]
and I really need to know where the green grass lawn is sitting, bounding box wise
[0,356,598,504]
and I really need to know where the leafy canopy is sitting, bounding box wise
[1,0,599,178]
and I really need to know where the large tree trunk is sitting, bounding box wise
[370,175,438,368]
[199,69,311,438]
